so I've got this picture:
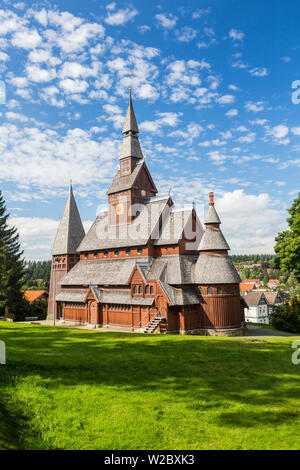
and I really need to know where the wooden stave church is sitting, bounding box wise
[47,92,245,336]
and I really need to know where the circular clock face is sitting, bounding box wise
[115,203,124,215]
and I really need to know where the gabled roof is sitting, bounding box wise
[123,90,139,134]
[154,208,204,247]
[77,197,170,251]
[159,281,200,305]
[52,185,85,256]
[24,290,48,303]
[244,291,267,307]
[107,161,157,195]
[264,291,282,305]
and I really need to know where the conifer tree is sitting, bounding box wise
[0,190,26,318]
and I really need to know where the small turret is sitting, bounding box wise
[47,183,85,320]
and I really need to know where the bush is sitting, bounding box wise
[271,300,300,334]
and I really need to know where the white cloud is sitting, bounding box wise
[226,108,238,117]
[138,25,150,34]
[269,124,289,139]
[0,51,9,61]
[140,112,181,133]
[217,94,235,105]
[59,78,89,94]
[229,29,245,41]
[217,190,286,253]
[291,127,300,136]
[105,7,138,26]
[175,26,197,42]
[59,61,99,79]
[249,67,269,77]
[155,13,178,29]
[11,28,42,49]
[245,101,265,112]
[10,76,28,88]
[26,65,56,83]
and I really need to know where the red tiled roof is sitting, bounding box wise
[24,290,48,303]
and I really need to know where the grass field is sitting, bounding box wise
[0,322,299,450]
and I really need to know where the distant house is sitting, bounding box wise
[24,290,49,304]
[244,279,261,287]
[244,292,269,324]
[268,279,280,289]
[240,282,257,293]
[264,291,283,316]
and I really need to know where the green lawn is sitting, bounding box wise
[0,322,299,450]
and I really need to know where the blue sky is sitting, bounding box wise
[0,0,299,259]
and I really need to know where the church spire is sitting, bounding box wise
[51,183,85,255]
[122,88,139,134]
[119,88,144,162]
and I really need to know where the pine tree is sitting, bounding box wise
[0,190,26,319]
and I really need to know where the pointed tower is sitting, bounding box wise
[194,193,244,333]
[107,89,157,226]
[47,184,85,320]
[119,88,143,176]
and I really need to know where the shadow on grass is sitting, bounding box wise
[0,323,299,448]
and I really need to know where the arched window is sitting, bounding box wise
[217,287,222,295]
[145,285,149,294]
[150,286,154,295]
[137,248,142,255]
[134,285,138,294]
[114,250,119,257]
[126,248,130,256]
[104,251,108,257]
[199,287,202,295]
[138,285,143,294]
[207,287,212,295]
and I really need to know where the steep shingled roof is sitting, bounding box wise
[119,134,144,160]
[198,228,230,251]
[204,205,221,224]
[77,197,170,251]
[193,254,241,284]
[51,185,85,256]
[122,90,139,134]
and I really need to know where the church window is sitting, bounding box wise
[150,286,154,295]
[138,285,143,294]
[134,285,138,294]
[145,285,149,294]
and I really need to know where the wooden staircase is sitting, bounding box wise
[144,316,167,334]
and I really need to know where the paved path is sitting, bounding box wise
[245,325,298,337]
